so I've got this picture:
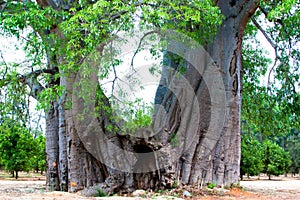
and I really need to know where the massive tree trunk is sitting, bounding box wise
[140,0,260,187]
[207,0,259,184]
[42,0,260,193]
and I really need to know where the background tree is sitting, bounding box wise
[32,135,47,175]
[240,134,264,180]
[271,128,300,176]
[262,140,291,180]
[0,124,35,179]
[241,1,299,179]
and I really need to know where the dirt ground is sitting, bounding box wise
[238,175,300,200]
[0,172,299,199]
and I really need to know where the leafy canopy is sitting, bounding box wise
[0,0,223,123]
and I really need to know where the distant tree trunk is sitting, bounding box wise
[15,171,18,179]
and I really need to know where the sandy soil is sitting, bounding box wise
[0,173,299,199]
[239,175,300,200]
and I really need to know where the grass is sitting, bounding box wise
[207,182,217,189]
[94,188,108,197]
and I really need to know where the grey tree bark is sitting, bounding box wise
[45,101,60,190]
[147,0,260,187]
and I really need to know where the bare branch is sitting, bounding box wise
[109,40,118,96]
[130,30,159,71]
[251,16,277,50]
[267,57,278,93]
[0,51,8,80]
[259,6,269,18]
[250,16,283,92]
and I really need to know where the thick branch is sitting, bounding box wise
[236,0,260,30]
[0,68,57,99]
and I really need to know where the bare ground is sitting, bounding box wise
[0,172,299,199]
[239,175,300,200]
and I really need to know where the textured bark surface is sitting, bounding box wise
[148,0,260,187]
[206,0,259,185]
[41,0,260,193]
[45,102,59,191]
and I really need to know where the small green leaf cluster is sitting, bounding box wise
[117,99,153,135]
[36,85,64,111]
[207,182,217,189]
[94,188,108,197]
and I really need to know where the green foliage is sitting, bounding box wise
[36,85,64,111]
[169,133,180,148]
[120,99,153,135]
[283,129,300,174]
[262,140,292,179]
[0,121,46,177]
[242,22,297,136]
[0,0,223,142]
[207,182,216,189]
[242,2,299,173]
[265,0,298,20]
[240,134,264,178]
[241,134,292,179]
[0,125,35,176]
[0,76,29,126]
[32,135,46,174]
[94,188,108,197]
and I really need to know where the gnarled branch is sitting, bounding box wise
[0,68,58,99]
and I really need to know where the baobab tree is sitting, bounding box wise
[0,0,299,194]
